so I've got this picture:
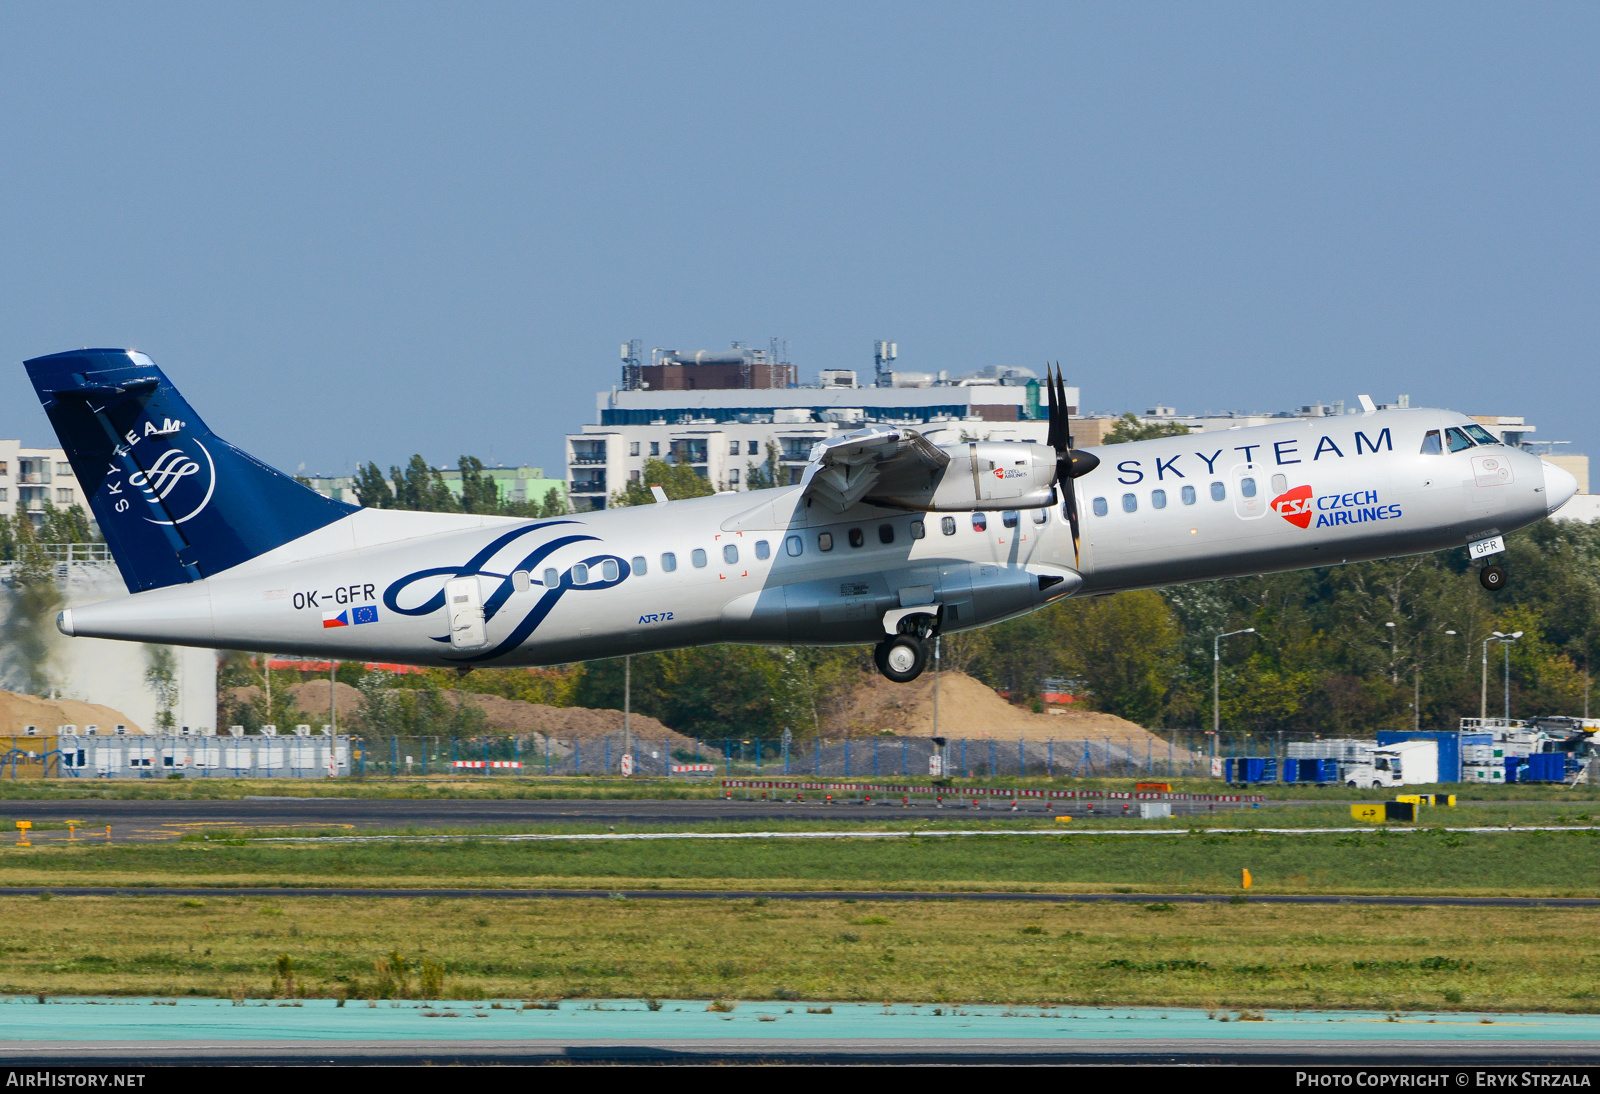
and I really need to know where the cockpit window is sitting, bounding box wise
[1445,427,1474,453]
[1463,424,1499,446]
[1420,430,1442,455]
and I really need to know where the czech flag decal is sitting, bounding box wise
[322,610,349,628]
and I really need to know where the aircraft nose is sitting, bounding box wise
[1541,459,1579,514]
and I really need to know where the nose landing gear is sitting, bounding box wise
[1479,564,1507,591]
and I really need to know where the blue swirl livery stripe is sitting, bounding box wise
[380,521,635,664]
[454,553,632,663]
[382,521,588,616]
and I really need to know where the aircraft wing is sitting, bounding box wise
[799,425,951,513]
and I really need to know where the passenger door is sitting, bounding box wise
[445,577,488,650]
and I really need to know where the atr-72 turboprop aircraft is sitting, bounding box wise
[29,349,1579,684]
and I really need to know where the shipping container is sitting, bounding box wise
[1225,757,1276,784]
[1377,731,1478,783]
[1524,753,1566,782]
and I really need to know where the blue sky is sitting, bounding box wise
[0,3,1595,476]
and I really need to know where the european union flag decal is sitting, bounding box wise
[351,604,379,625]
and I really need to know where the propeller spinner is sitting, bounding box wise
[1045,363,1098,565]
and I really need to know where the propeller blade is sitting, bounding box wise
[1044,362,1062,453]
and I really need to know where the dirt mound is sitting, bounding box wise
[832,669,1176,748]
[232,682,698,751]
[0,689,142,735]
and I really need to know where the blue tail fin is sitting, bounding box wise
[26,349,357,593]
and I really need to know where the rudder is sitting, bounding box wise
[26,348,356,593]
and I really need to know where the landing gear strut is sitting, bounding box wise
[1480,564,1507,592]
[875,634,929,683]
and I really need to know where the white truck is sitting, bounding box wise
[1343,739,1439,789]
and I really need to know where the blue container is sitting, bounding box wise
[1225,757,1276,783]
[1283,758,1334,783]
[1377,730,1467,783]
[1504,756,1526,783]
[1525,753,1566,783]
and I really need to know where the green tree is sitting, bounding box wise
[353,462,394,508]
[537,487,569,517]
[610,458,717,507]
[1104,413,1192,444]
[745,441,783,491]
[390,455,460,513]
[457,456,501,514]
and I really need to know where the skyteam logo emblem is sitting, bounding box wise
[101,418,218,526]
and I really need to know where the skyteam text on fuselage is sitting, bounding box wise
[31,350,1578,684]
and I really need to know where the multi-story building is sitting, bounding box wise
[0,440,76,524]
[566,352,1075,510]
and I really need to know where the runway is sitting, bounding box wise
[2,886,1595,907]
[1,998,1595,1065]
[0,795,1253,841]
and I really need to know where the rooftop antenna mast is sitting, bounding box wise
[874,340,897,388]
[620,339,643,390]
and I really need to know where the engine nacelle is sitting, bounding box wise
[873,441,1058,511]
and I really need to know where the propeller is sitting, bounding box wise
[1045,363,1099,566]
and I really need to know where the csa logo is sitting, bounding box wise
[1271,484,1314,529]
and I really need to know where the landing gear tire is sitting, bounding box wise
[875,635,929,683]
[1480,564,1507,592]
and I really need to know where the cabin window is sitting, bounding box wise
[572,563,589,584]
[818,532,834,552]
[631,556,647,575]
[512,570,531,593]
[1092,497,1108,517]
[1271,474,1287,495]
[1240,477,1257,498]
[601,559,619,581]
[691,549,707,568]
[1446,427,1474,453]
[723,544,739,564]
[544,568,560,586]
[878,524,895,544]
[1181,485,1196,505]
[1420,430,1442,455]
[785,535,803,557]
[848,528,865,548]
[1032,507,1047,524]
[1151,489,1167,509]
[911,520,926,539]
[1002,511,1019,528]
[755,540,771,560]
[1210,482,1226,502]
[1121,493,1137,513]
[1463,424,1498,445]
[660,552,677,572]
[972,513,988,532]
[941,516,957,536]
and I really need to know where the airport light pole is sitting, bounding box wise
[1213,628,1257,741]
[1481,631,1523,721]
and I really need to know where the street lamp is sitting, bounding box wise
[1213,628,1258,741]
[1481,631,1523,721]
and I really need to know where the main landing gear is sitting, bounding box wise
[1479,564,1507,592]
[874,607,941,684]
[875,634,929,683]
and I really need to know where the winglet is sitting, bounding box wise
[650,485,669,504]
[1357,394,1377,414]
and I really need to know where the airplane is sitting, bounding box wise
[29,348,1578,687]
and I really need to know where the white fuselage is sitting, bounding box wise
[59,408,1571,666]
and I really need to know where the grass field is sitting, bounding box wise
[0,826,1593,896]
[0,894,1593,1012]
